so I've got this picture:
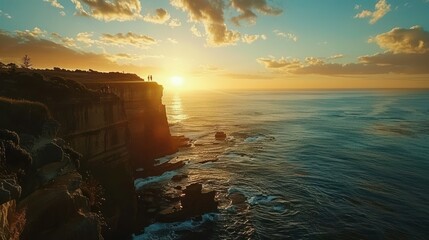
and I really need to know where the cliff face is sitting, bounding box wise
[84,82,177,168]
[0,70,177,238]
[48,98,136,238]
[0,97,102,240]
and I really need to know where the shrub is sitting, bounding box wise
[0,97,51,136]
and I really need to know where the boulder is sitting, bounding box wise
[34,142,63,168]
[0,129,20,145]
[215,131,226,140]
[171,174,188,182]
[158,183,218,223]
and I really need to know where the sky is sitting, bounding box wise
[1,0,429,90]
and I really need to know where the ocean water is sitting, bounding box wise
[135,90,429,240]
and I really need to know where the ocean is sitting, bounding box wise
[134,90,429,239]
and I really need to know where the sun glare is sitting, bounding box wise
[170,76,184,88]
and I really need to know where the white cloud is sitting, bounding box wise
[167,38,178,44]
[0,10,12,19]
[190,25,203,37]
[100,32,157,48]
[273,30,297,42]
[355,0,391,24]
[44,0,64,9]
[168,18,181,28]
[242,34,266,44]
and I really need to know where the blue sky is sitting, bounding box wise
[1,0,429,89]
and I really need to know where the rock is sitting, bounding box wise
[135,160,185,178]
[183,183,202,195]
[158,183,218,223]
[171,174,188,182]
[40,213,103,240]
[0,129,20,145]
[41,119,60,138]
[18,188,77,239]
[2,140,32,170]
[229,192,247,205]
[18,133,36,151]
[172,135,191,148]
[0,177,22,205]
[215,131,226,140]
[198,158,218,164]
[34,142,63,168]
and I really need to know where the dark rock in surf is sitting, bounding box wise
[215,131,227,140]
[171,174,188,182]
[158,183,218,223]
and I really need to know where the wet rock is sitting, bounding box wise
[135,160,185,178]
[172,135,191,148]
[198,158,218,164]
[215,131,227,140]
[158,183,218,223]
[229,192,247,205]
[171,174,188,182]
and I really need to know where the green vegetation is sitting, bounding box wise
[0,97,51,136]
[0,71,104,103]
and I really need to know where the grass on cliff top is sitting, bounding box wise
[35,68,144,83]
[0,71,108,103]
[0,96,51,136]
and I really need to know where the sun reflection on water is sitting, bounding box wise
[169,94,188,123]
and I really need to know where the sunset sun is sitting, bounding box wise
[170,76,184,88]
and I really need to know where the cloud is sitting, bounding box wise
[0,30,153,73]
[231,0,282,26]
[16,27,46,39]
[50,32,76,47]
[369,26,429,54]
[171,0,280,46]
[167,38,178,44]
[143,8,171,24]
[70,0,142,21]
[44,0,64,9]
[171,0,240,46]
[100,32,157,48]
[258,26,429,75]
[257,57,301,71]
[191,25,203,37]
[168,18,182,28]
[328,54,344,60]
[76,32,96,46]
[242,34,266,44]
[0,10,12,19]
[355,0,391,24]
[273,30,297,42]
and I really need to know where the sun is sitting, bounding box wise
[170,76,184,88]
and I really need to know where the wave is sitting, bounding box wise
[133,213,218,240]
[134,171,177,190]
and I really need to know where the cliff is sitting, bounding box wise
[83,81,176,168]
[0,97,102,240]
[0,70,177,238]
